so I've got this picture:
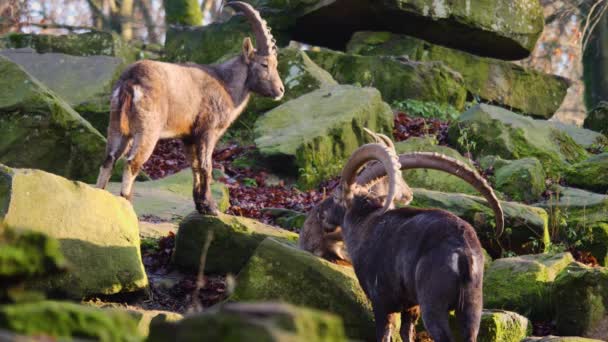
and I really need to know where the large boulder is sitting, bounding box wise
[394,137,479,195]
[245,0,542,59]
[172,213,298,274]
[0,48,123,132]
[0,31,135,61]
[308,50,467,109]
[484,253,574,321]
[533,186,608,266]
[148,302,347,342]
[565,153,608,193]
[347,31,569,119]
[230,238,375,341]
[0,165,147,299]
[254,85,394,188]
[549,121,607,150]
[584,101,608,135]
[0,56,109,183]
[553,263,608,339]
[475,310,530,342]
[448,104,588,177]
[410,188,550,257]
[0,300,141,341]
[479,156,546,203]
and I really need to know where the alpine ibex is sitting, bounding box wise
[310,133,504,342]
[96,1,284,215]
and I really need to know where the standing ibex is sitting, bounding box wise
[96,1,284,215]
[309,132,504,342]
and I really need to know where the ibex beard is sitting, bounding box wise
[95,1,284,215]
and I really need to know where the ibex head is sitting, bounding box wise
[225,1,285,100]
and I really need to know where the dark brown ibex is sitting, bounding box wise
[314,136,504,341]
[96,1,284,215]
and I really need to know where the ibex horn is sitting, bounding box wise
[224,1,277,56]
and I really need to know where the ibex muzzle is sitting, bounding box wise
[95,1,284,215]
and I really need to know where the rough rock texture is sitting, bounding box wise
[565,153,608,193]
[0,165,147,299]
[0,300,141,342]
[483,253,574,321]
[0,48,123,132]
[107,169,230,222]
[475,310,530,342]
[347,31,569,118]
[395,137,478,194]
[480,156,546,203]
[584,101,608,135]
[148,302,347,342]
[448,104,588,177]
[409,188,549,257]
[533,186,608,266]
[230,238,375,341]
[254,85,394,188]
[549,121,607,150]
[0,56,109,183]
[172,213,298,274]
[308,50,467,109]
[0,31,135,60]
[553,263,608,339]
[246,0,543,59]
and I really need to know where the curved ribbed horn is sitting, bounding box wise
[358,152,504,236]
[340,144,401,214]
[225,1,276,56]
[362,128,396,151]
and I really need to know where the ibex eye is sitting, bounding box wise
[261,63,269,68]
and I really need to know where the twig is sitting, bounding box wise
[17,22,97,31]
[191,230,214,313]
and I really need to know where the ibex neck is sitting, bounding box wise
[212,56,250,108]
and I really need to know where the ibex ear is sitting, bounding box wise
[242,37,255,64]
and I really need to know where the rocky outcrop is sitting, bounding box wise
[479,156,546,203]
[565,153,608,193]
[584,101,608,135]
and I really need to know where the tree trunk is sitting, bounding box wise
[164,0,202,26]
[137,0,159,43]
[119,0,135,41]
[583,7,608,109]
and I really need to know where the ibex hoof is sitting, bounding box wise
[196,201,220,216]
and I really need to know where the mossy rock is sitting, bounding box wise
[308,50,466,110]
[549,121,608,150]
[483,252,574,321]
[0,31,135,61]
[230,238,376,341]
[0,48,124,132]
[0,300,141,341]
[524,336,606,342]
[231,47,338,137]
[476,309,530,342]
[148,302,346,342]
[254,85,394,189]
[584,101,608,135]
[448,104,588,177]
[395,137,478,194]
[0,56,112,183]
[261,208,307,231]
[0,165,147,299]
[533,186,608,266]
[480,156,546,203]
[553,263,608,338]
[565,153,608,193]
[347,31,569,119]
[172,213,298,275]
[106,169,230,222]
[409,188,550,257]
[245,0,542,60]
[164,0,202,26]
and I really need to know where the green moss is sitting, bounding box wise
[483,253,574,321]
[477,310,530,342]
[172,213,298,274]
[230,238,375,341]
[308,50,467,110]
[491,157,546,203]
[448,104,588,177]
[565,153,608,193]
[553,263,608,337]
[254,85,394,189]
[523,336,606,342]
[1,167,147,299]
[163,0,202,26]
[0,300,141,341]
[410,188,549,257]
[347,31,568,118]
[584,102,608,134]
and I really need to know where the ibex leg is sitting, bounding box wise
[373,306,398,342]
[121,131,159,200]
[96,132,131,189]
[193,132,220,215]
[400,306,420,342]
